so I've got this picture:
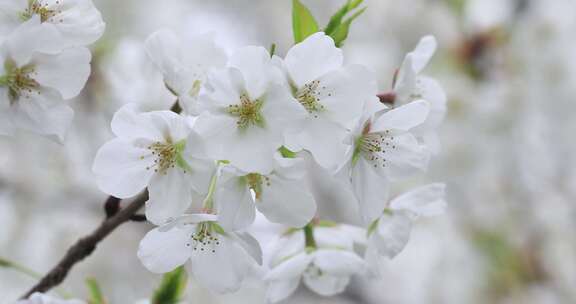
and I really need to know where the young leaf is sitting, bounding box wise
[152,266,188,304]
[292,0,319,44]
[86,278,107,304]
[329,7,366,47]
[324,0,364,35]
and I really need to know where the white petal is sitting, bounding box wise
[144,29,182,85]
[284,32,343,87]
[194,113,277,174]
[302,272,350,296]
[372,211,412,258]
[413,76,447,131]
[312,249,365,276]
[382,133,430,179]
[188,235,250,293]
[371,100,430,132]
[6,16,63,64]
[33,47,91,99]
[146,110,191,142]
[230,231,263,265]
[137,226,192,273]
[257,174,316,227]
[291,118,349,171]
[408,35,437,73]
[92,138,154,198]
[266,252,312,281]
[228,46,272,99]
[393,55,416,104]
[266,278,300,303]
[216,177,256,231]
[11,89,73,142]
[110,104,164,141]
[390,183,446,217]
[44,0,105,47]
[317,64,376,125]
[352,158,390,223]
[145,169,194,226]
[304,154,361,224]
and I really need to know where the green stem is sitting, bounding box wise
[303,223,317,249]
[202,163,221,211]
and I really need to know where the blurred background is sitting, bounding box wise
[1,0,575,303]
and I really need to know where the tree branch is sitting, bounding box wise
[20,191,148,299]
[21,101,181,299]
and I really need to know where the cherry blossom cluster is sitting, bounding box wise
[91,29,447,301]
[0,0,104,141]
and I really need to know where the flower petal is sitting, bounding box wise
[371,100,430,132]
[228,46,272,99]
[390,183,446,217]
[382,132,430,179]
[92,138,154,198]
[290,118,349,171]
[284,32,343,87]
[312,249,365,276]
[110,104,166,141]
[11,89,73,142]
[352,158,390,223]
[257,173,316,227]
[409,35,437,73]
[137,226,193,273]
[33,47,92,99]
[266,252,312,281]
[145,168,194,226]
[216,176,256,231]
[372,211,412,258]
[302,272,350,296]
[188,235,252,293]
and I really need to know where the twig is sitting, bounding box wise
[21,101,181,299]
[20,191,148,299]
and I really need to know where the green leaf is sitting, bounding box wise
[329,7,366,47]
[152,266,188,304]
[324,0,364,35]
[292,0,319,44]
[86,278,107,304]
[278,146,297,158]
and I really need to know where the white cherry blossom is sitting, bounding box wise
[92,104,213,225]
[393,35,446,153]
[265,225,366,302]
[145,29,227,114]
[216,155,316,230]
[194,46,306,174]
[279,32,377,170]
[0,17,91,141]
[345,99,431,222]
[0,0,105,47]
[365,183,446,264]
[137,213,262,294]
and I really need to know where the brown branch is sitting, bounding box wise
[20,191,148,299]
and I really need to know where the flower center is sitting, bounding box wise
[295,80,328,117]
[20,0,63,23]
[227,93,265,130]
[143,139,188,175]
[353,130,397,168]
[0,60,39,104]
[245,173,271,200]
[186,222,222,253]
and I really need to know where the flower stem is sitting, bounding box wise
[202,163,221,211]
[304,223,317,249]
